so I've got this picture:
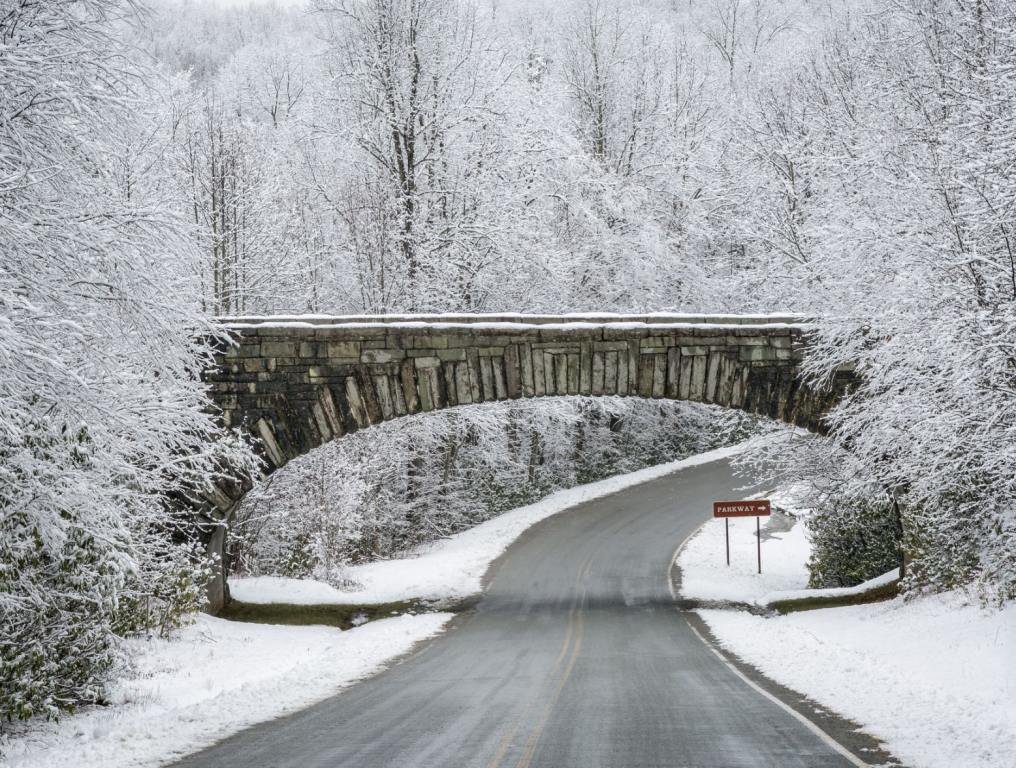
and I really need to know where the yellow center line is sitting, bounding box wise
[514,554,594,768]
[515,609,585,768]
[486,609,575,768]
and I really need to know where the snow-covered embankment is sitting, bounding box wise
[676,496,1015,768]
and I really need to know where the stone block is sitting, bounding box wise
[689,355,708,401]
[443,362,458,405]
[592,351,606,395]
[739,346,778,362]
[362,349,406,364]
[666,348,681,398]
[520,344,535,397]
[627,340,640,396]
[422,334,450,349]
[325,341,359,358]
[455,362,473,404]
[579,341,592,394]
[262,341,296,357]
[567,353,580,395]
[255,418,285,467]
[532,349,546,396]
[638,354,654,397]
[479,355,495,400]
[603,327,648,341]
[466,349,483,402]
[604,351,618,395]
[492,358,508,399]
[642,336,674,349]
[504,345,522,398]
[344,377,368,427]
[652,353,667,398]
[705,353,722,403]
[374,375,395,420]
[400,359,420,414]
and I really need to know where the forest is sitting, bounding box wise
[2,0,1015,725]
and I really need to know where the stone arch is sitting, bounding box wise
[198,314,854,611]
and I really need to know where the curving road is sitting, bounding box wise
[175,458,858,768]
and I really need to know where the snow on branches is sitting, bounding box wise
[0,0,256,720]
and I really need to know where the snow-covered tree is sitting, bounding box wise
[0,0,255,719]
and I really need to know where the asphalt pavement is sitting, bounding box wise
[174,458,860,768]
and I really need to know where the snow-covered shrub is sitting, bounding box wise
[902,485,1000,598]
[807,497,901,589]
[1,511,121,720]
[720,0,1016,603]
[734,431,902,589]
[231,399,754,583]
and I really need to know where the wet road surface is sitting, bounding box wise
[174,458,858,768]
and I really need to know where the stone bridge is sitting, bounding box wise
[200,313,853,610]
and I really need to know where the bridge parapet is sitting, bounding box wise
[218,312,808,326]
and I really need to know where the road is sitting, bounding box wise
[175,458,858,768]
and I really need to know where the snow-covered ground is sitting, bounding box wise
[2,613,451,768]
[232,444,747,607]
[702,597,1015,768]
[676,505,812,604]
[677,492,1016,768]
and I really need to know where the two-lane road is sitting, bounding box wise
[176,458,859,767]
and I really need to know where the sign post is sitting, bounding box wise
[725,519,730,566]
[713,500,771,574]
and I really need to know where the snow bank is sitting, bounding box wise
[1,613,451,768]
[758,568,898,606]
[700,597,1016,768]
[232,443,748,607]
[229,575,357,605]
[677,485,1015,768]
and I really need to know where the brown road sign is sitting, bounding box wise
[713,500,771,518]
[714,499,771,573]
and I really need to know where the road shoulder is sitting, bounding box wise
[680,611,903,767]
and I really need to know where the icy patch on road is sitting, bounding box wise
[1,613,451,768]
[232,443,748,607]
